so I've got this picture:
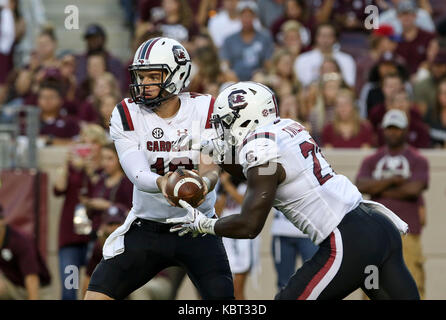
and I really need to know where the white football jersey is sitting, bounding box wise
[109,92,217,222]
[239,118,363,245]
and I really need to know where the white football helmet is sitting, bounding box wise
[129,37,192,109]
[211,81,279,159]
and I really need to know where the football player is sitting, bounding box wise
[85,37,234,300]
[168,81,420,300]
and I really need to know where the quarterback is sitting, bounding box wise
[84,37,233,300]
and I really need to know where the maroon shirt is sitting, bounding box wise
[40,114,80,139]
[78,98,101,125]
[0,226,51,287]
[87,174,133,233]
[321,121,375,148]
[396,29,436,75]
[369,104,431,148]
[356,145,429,234]
[54,165,96,248]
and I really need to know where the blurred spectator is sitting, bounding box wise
[0,204,52,300]
[275,20,303,59]
[74,24,126,95]
[137,0,162,22]
[152,0,198,44]
[305,72,348,144]
[413,37,439,82]
[76,53,107,103]
[188,45,238,97]
[53,124,107,300]
[321,89,375,148]
[293,23,356,88]
[380,0,435,35]
[78,72,121,125]
[270,209,317,292]
[98,95,119,132]
[57,52,78,116]
[355,24,403,97]
[257,0,285,29]
[215,172,260,300]
[359,56,410,118]
[413,50,446,119]
[208,0,262,49]
[394,1,436,76]
[356,109,429,299]
[220,1,274,81]
[270,0,311,46]
[80,143,132,249]
[14,25,58,102]
[371,90,431,148]
[37,82,79,146]
[0,0,23,104]
[119,0,137,35]
[426,78,446,148]
[82,204,127,298]
[253,49,300,100]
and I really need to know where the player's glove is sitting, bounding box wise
[166,200,217,237]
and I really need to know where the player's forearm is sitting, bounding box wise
[200,166,221,192]
[214,213,261,239]
[380,183,425,201]
[24,274,40,300]
[356,177,396,196]
[119,150,161,193]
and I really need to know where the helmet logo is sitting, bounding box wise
[228,89,248,111]
[138,59,145,64]
[262,109,269,117]
[172,45,188,65]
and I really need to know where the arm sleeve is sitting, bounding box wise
[109,105,161,193]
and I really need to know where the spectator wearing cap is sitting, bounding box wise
[354,24,404,97]
[426,78,446,148]
[370,89,430,148]
[413,50,446,119]
[0,204,52,299]
[276,20,304,59]
[37,82,80,146]
[208,0,262,49]
[394,0,436,76]
[379,0,435,36]
[270,0,312,46]
[358,54,410,118]
[74,24,126,95]
[356,108,429,299]
[220,1,274,81]
[293,23,356,88]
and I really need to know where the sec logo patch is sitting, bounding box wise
[152,128,164,139]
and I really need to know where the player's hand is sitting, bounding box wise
[167,200,216,236]
[156,172,176,206]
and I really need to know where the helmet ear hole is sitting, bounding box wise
[179,72,185,80]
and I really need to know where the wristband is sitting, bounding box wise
[198,217,217,235]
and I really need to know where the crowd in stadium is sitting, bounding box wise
[0,0,445,300]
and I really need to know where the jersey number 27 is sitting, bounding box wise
[299,140,334,185]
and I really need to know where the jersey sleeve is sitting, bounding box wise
[109,100,140,160]
[238,132,280,177]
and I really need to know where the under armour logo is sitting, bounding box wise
[177,129,188,136]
